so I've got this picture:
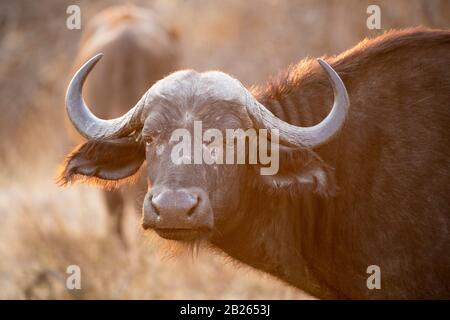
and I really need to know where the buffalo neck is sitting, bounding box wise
[210,186,344,299]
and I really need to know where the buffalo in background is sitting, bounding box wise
[68,5,179,244]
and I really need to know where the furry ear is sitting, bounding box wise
[57,137,145,189]
[254,147,337,197]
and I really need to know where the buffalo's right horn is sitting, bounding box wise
[247,59,350,148]
[66,54,145,140]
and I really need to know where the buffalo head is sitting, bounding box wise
[59,54,349,241]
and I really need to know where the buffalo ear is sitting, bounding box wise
[254,148,337,197]
[57,137,145,189]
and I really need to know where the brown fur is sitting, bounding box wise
[217,27,450,299]
[252,27,450,101]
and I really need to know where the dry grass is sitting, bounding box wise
[0,0,448,299]
[0,178,309,299]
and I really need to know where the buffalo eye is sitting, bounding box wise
[143,133,156,146]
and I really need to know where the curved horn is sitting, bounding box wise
[66,53,145,140]
[248,59,350,148]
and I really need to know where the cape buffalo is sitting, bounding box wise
[68,5,179,243]
[59,28,450,299]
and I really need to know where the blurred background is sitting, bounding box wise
[0,0,448,299]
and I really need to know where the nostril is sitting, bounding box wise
[186,195,199,217]
[149,194,160,216]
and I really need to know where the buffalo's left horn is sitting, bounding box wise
[248,59,350,148]
[66,54,145,140]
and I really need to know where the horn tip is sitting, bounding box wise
[83,53,104,68]
[317,58,328,68]
[91,53,104,63]
[80,53,104,75]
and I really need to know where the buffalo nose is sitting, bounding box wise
[151,190,198,217]
[142,188,214,232]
